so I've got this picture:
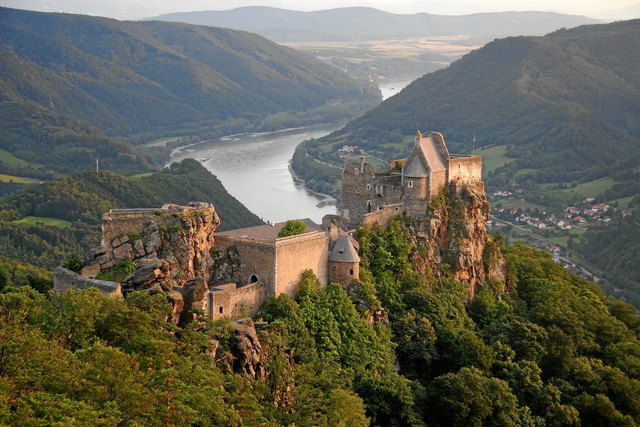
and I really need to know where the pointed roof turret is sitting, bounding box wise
[329,234,360,263]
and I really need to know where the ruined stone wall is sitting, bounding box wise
[363,203,405,228]
[54,267,122,296]
[210,282,267,320]
[374,175,402,205]
[214,236,277,296]
[275,232,329,297]
[341,162,377,228]
[449,156,483,184]
[90,203,220,288]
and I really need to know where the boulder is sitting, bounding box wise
[133,239,146,257]
[112,243,133,263]
[165,290,184,324]
[122,258,170,289]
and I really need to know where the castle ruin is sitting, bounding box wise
[54,203,360,324]
[340,131,483,229]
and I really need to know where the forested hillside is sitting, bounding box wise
[296,19,640,189]
[0,7,379,178]
[0,159,263,270]
[2,218,640,425]
[0,7,378,138]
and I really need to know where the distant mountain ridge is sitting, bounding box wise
[0,7,378,140]
[153,6,600,42]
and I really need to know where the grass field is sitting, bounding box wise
[546,228,587,247]
[13,216,72,228]
[0,174,41,184]
[569,178,616,197]
[132,172,155,178]
[493,198,545,210]
[0,149,29,168]
[475,145,511,175]
[611,195,635,208]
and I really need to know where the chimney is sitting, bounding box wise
[359,157,365,174]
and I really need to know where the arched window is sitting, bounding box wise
[249,274,259,284]
[408,180,413,188]
[219,306,224,314]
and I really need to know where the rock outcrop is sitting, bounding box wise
[409,182,493,298]
[231,318,265,380]
[74,202,220,324]
[82,202,219,291]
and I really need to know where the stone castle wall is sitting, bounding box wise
[54,267,122,296]
[275,231,329,297]
[341,160,379,228]
[209,282,266,320]
[449,156,483,184]
[214,236,277,296]
[329,261,360,285]
[362,203,405,228]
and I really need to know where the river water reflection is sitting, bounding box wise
[169,126,338,224]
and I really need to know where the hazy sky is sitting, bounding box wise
[2,0,638,20]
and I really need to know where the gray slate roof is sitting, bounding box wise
[329,235,360,263]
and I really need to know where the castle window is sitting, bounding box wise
[350,269,354,275]
[408,180,413,188]
[354,168,359,175]
[249,274,259,284]
[219,307,224,314]
[366,184,371,190]
[366,200,372,212]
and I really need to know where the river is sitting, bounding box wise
[169,126,339,224]
[168,80,412,225]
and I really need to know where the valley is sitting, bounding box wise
[0,5,639,426]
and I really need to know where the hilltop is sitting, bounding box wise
[293,19,640,305]
[296,19,640,189]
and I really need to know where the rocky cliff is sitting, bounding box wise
[409,182,503,297]
[71,202,220,323]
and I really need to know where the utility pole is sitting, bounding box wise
[96,157,99,173]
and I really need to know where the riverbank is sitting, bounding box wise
[288,162,337,209]
[168,125,339,223]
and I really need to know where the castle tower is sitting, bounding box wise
[340,157,377,229]
[402,131,449,217]
[329,234,360,285]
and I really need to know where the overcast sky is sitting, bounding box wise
[2,0,638,20]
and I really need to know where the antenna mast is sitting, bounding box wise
[472,133,477,156]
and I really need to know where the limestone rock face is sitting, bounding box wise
[410,183,491,298]
[231,318,265,380]
[179,277,209,325]
[79,202,220,325]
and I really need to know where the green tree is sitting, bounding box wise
[277,220,307,237]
